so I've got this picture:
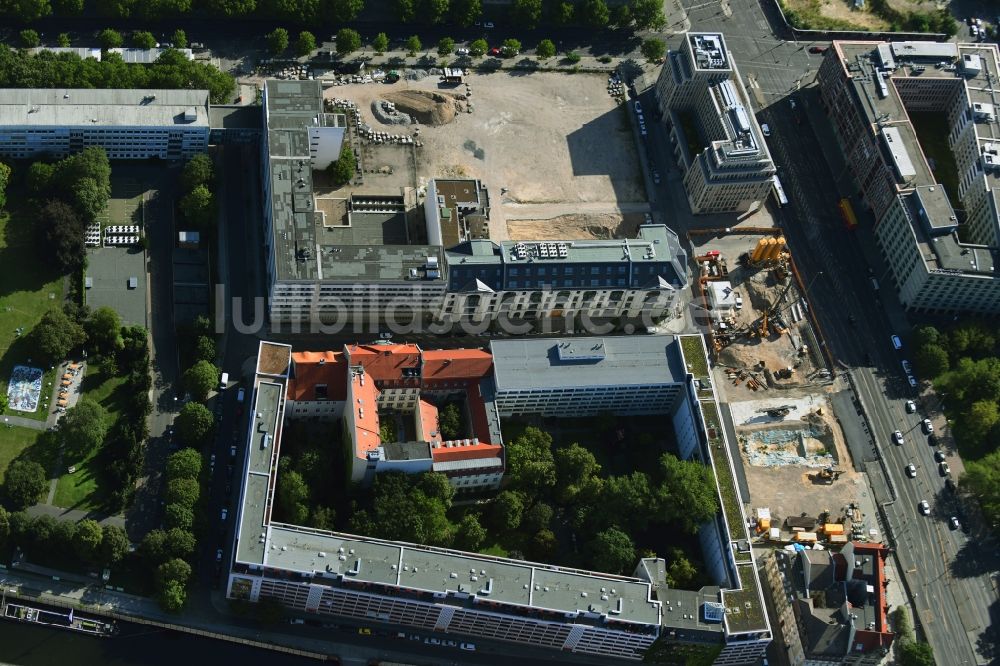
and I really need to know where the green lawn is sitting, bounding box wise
[0,426,44,483]
[52,366,127,510]
[0,206,66,422]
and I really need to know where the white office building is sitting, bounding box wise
[0,88,209,160]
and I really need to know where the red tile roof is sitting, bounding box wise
[287,352,347,401]
[346,344,422,382]
[350,371,381,459]
[418,399,441,444]
[421,349,493,381]
[431,441,503,463]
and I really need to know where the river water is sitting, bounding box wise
[0,619,320,666]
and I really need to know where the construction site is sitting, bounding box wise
[690,231,831,398]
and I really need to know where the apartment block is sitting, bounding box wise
[818,41,1000,313]
[227,337,771,663]
[655,33,776,214]
[0,88,209,160]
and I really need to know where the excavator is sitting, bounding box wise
[810,467,845,484]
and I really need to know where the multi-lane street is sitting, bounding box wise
[655,0,999,662]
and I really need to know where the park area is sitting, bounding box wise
[0,205,65,423]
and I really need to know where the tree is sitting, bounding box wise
[914,344,949,379]
[164,527,195,559]
[309,505,336,530]
[87,306,122,356]
[449,0,480,26]
[421,0,448,23]
[276,467,309,524]
[60,399,110,458]
[610,4,631,27]
[0,161,9,211]
[372,32,389,54]
[641,38,666,63]
[71,177,108,223]
[552,1,573,24]
[19,30,41,48]
[327,0,364,20]
[418,472,454,503]
[30,308,85,364]
[891,606,914,641]
[158,580,186,611]
[164,502,194,530]
[335,28,361,56]
[176,402,214,447]
[898,640,935,666]
[665,548,697,587]
[597,472,653,532]
[437,37,455,56]
[167,28,187,48]
[131,31,157,49]
[140,529,170,563]
[912,324,941,350]
[630,0,665,29]
[367,472,454,546]
[156,558,192,586]
[658,453,719,532]
[532,528,557,558]
[505,427,555,493]
[36,199,86,274]
[588,527,635,574]
[327,141,356,187]
[394,0,415,21]
[206,0,255,15]
[193,335,216,363]
[536,39,556,59]
[179,185,215,230]
[438,403,461,439]
[3,460,47,511]
[564,50,581,64]
[523,502,553,532]
[166,477,200,508]
[963,450,1000,528]
[56,32,71,46]
[267,28,289,55]
[99,524,130,565]
[73,519,104,563]
[180,154,213,193]
[554,443,601,504]
[0,393,8,414]
[0,506,10,549]
[454,513,486,550]
[469,38,488,57]
[98,28,124,49]
[405,35,422,56]
[183,360,218,401]
[295,30,316,57]
[501,38,521,57]
[52,0,82,15]
[960,400,1000,446]
[166,448,202,481]
[490,490,524,531]
[10,0,51,23]
[511,0,542,28]
[580,0,609,26]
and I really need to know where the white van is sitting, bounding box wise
[219,372,229,390]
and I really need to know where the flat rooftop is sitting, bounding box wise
[904,186,998,275]
[688,33,730,71]
[260,524,663,626]
[490,336,685,392]
[0,88,210,128]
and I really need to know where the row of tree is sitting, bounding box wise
[0,46,235,104]
[178,153,217,232]
[0,507,131,568]
[1,0,662,29]
[910,322,1000,531]
[153,448,203,609]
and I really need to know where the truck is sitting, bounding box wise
[839,197,858,230]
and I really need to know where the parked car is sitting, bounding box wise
[358,627,372,636]
[949,516,961,530]
[901,360,912,374]
[905,400,916,413]
[808,46,828,54]
[220,508,228,521]
[938,461,951,476]
[489,47,501,56]
[760,123,771,137]
[456,48,470,55]
[892,430,904,445]
[934,449,946,463]
[216,548,223,562]
[483,21,494,28]
[908,376,918,388]
[460,642,477,651]
[634,100,642,112]
[905,463,916,478]
[891,335,902,349]
[922,418,934,434]
[918,500,930,515]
